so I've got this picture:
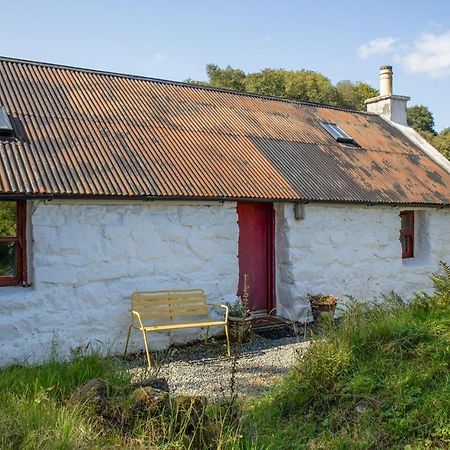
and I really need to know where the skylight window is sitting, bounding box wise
[0,106,14,136]
[320,121,356,145]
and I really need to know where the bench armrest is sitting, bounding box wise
[129,309,146,329]
[206,303,229,321]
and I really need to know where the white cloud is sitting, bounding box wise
[358,37,398,59]
[399,32,450,78]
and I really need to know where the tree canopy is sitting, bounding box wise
[406,106,450,159]
[432,128,450,160]
[336,80,378,111]
[407,105,436,134]
[186,64,378,111]
[205,64,246,92]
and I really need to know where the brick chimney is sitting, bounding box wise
[365,65,410,125]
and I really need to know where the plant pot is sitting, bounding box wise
[228,316,252,343]
[308,295,337,324]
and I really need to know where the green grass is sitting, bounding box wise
[0,351,240,449]
[0,354,130,449]
[239,269,450,450]
[1,267,449,449]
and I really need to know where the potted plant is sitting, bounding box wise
[227,296,252,343]
[307,294,337,324]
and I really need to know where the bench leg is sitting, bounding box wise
[141,329,152,370]
[204,326,210,343]
[124,324,133,358]
[224,323,231,357]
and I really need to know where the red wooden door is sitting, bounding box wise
[237,202,274,313]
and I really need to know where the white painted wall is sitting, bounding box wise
[0,201,238,366]
[275,203,450,322]
[2,198,449,367]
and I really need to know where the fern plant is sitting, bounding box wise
[431,261,450,298]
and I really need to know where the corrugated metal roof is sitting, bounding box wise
[0,56,449,205]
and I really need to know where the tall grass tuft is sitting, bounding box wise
[0,353,124,449]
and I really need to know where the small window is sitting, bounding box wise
[0,201,27,286]
[0,106,14,136]
[400,211,414,259]
[320,121,357,145]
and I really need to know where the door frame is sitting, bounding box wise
[266,203,275,314]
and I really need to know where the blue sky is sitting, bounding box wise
[1,0,449,129]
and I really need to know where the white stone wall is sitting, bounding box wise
[275,203,450,322]
[0,201,238,366]
[3,198,449,366]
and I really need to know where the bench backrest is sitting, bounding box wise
[131,289,210,324]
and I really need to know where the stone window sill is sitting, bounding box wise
[402,257,433,269]
[0,283,33,294]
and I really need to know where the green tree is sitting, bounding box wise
[284,70,339,105]
[185,64,246,91]
[188,64,379,110]
[407,105,436,134]
[246,68,339,105]
[245,68,287,97]
[205,64,247,91]
[183,78,209,87]
[336,80,379,110]
[433,128,450,159]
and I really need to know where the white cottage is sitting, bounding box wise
[0,59,449,366]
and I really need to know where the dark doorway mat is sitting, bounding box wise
[252,320,296,340]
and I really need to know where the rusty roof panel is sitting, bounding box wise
[251,138,450,204]
[0,57,450,205]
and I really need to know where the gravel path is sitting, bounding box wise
[127,334,310,401]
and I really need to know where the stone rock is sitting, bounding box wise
[130,386,169,416]
[99,398,127,425]
[72,378,108,403]
[71,378,108,412]
[133,377,170,392]
[355,401,370,414]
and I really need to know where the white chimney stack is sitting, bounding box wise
[379,65,393,96]
[365,65,410,126]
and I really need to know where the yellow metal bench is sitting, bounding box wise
[124,289,230,368]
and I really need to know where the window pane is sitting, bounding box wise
[400,235,407,253]
[321,122,341,139]
[0,202,16,237]
[330,124,346,138]
[0,241,16,277]
[0,106,13,134]
[401,214,411,233]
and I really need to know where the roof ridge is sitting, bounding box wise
[0,55,377,116]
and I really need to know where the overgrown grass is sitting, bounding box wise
[1,266,450,449]
[0,354,129,449]
[240,267,450,449]
[0,351,241,449]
